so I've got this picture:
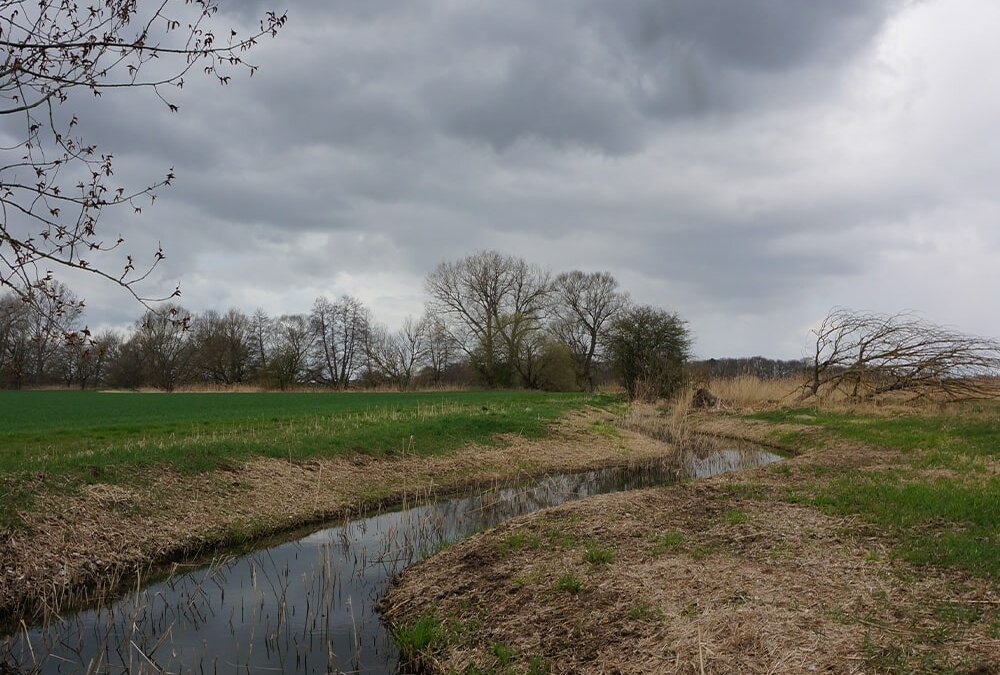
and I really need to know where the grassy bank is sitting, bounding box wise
[383,399,1000,673]
[0,391,678,624]
[0,390,605,526]
[747,406,1000,579]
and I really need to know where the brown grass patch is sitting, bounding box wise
[381,408,1000,673]
[383,466,999,674]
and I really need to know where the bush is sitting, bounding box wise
[604,306,691,401]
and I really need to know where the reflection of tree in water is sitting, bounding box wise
[2,443,780,674]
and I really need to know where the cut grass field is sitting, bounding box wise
[0,390,607,526]
[383,399,1000,673]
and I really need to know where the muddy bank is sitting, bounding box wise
[381,412,1000,674]
[0,408,671,624]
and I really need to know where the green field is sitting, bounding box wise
[0,390,611,526]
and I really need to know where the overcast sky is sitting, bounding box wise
[24,0,1000,359]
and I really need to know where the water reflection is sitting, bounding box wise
[2,443,780,674]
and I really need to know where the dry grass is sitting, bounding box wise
[382,440,1000,674]
[677,375,1000,420]
[702,375,802,408]
[382,392,1000,673]
[0,406,675,623]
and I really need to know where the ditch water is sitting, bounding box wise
[1,442,781,674]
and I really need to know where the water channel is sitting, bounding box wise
[1,442,781,674]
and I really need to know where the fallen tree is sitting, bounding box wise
[804,308,1000,401]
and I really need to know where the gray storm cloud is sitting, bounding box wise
[30,0,1000,359]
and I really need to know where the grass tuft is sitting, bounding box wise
[393,613,444,658]
[583,542,615,566]
[651,530,685,555]
[555,572,583,594]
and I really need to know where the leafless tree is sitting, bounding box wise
[267,314,312,390]
[54,327,119,388]
[805,308,1000,401]
[366,316,428,391]
[249,308,272,374]
[422,313,457,386]
[1,1,285,315]
[551,270,628,390]
[310,295,370,389]
[425,250,550,387]
[0,283,83,386]
[0,291,29,386]
[133,304,192,390]
[24,280,82,383]
[190,308,254,384]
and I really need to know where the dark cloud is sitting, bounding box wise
[584,1,894,71]
[9,0,997,359]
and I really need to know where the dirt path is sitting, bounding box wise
[381,410,1000,674]
[0,408,671,625]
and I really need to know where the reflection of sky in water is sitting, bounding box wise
[2,445,780,674]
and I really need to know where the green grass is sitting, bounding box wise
[393,613,445,657]
[527,657,552,675]
[626,602,664,623]
[496,532,542,556]
[810,474,1000,577]
[555,572,583,594]
[491,642,515,666]
[0,390,610,526]
[749,407,1000,459]
[651,530,684,555]
[583,541,615,565]
[748,406,1000,579]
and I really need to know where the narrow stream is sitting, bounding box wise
[2,443,781,674]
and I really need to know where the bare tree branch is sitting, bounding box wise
[0,0,286,325]
[804,308,1000,401]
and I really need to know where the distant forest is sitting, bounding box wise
[0,251,805,392]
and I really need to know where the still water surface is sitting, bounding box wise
[2,444,781,674]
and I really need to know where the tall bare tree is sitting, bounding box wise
[0,292,29,387]
[191,308,254,385]
[249,308,273,376]
[23,281,83,384]
[425,251,550,387]
[54,328,120,388]
[551,270,628,390]
[366,316,428,391]
[134,304,193,390]
[267,314,313,390]
[310,296,370,389]
[1,1,285,315]
[423,314,458,386]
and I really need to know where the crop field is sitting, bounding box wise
[0,389,610,525]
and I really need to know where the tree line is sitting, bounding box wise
[0,251,691,397]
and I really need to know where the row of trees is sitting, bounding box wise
[0,291,454,391]
[0,252,692,397]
